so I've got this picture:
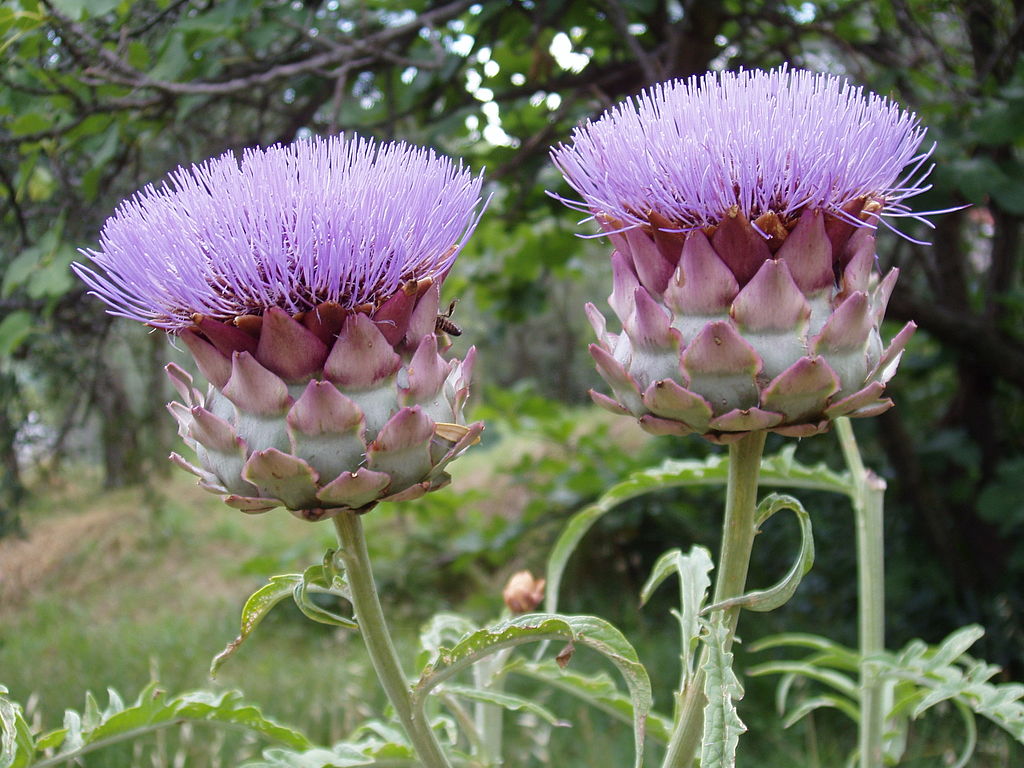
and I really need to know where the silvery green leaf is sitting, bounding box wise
[639,545,713,688]
[704,494,814,615]
[416,613,651,768]
[700,614,747,768]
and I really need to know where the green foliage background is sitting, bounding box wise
[1,0,1024,764]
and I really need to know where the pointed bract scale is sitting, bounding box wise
[382,479,434,503]
[165,363,196,406]
[590,389,631,415]
[316,468,392,509]
[286,379,363,436]
[775,209,834,293]
[642,379,713,432]
[301,302,348,345]
[627,287,678,350]
[430,420,485,471]
[812,292,873,355]
[193,316,259,357]
[843,400,893,419]
[608,250,642,324]
[681,321,761,414]
[840,228,876,295]
[242,448,321,510]
[450,346,476,413]
[189,406,244,454]
[223,494,279,514]
[710,208,773,287]
[824,198,867,264]
[774,421,830,438]
[625,227,675,294]
[256,307,329,382]
[167,401,193,440]
[663,230,739,316]
[761,356,841,424]
[598,214,632,260]
[585,302,613,348]
[589,343,644,414]
[180,331,232,390]
[325,313,402,389]
[372,279,428,346]
[403,334,448,403]
[405,282,442,345]
[170,451,213,481]
[708,407,783,432]
[869,321,916,384]
[222,351,292,415]
[648,210,687,266]
[870,268,900,326]
[638,414,695,436]
[366,406,435,489]
[730,259,810,333]
[824,381,886,418]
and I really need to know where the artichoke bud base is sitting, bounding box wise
[166,282,481,520]
[591,202,915,443]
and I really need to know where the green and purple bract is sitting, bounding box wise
[551,67,929,443]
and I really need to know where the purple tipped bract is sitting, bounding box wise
[75,135,484,330]
[551,66,931,235]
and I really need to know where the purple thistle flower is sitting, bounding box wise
[75,136,485,520]
[75,135,483,330]
[551,66,933,237]
[551,67,931,443]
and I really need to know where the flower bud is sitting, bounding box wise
[503,570,546,614]
[75,137,485,518]
[552,67,936,443]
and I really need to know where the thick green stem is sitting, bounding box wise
[835,418,886,768]
[333,511,453,768]
[661,430,768,768]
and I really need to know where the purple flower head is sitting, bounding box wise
[75,136,484,331]
[551,66,933,237]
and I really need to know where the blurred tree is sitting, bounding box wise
[1,0,1022,664]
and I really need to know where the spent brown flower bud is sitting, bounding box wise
[502,570,546,614]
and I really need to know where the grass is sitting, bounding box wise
[2,413,1023,767]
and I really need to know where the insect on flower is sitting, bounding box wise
[435,299,463,337]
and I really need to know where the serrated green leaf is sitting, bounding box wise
[418,612,478,669]
[243,744,373,768]
[927,624,985,671]
[506,659,673,743]
[291,565,356,629]
[210,573,303,677]
[779,694,861,728]
[704,494,814,615]
[747,661,859,699]
[639,545,713,689]
[545,451,850,615]
[442,684,566,727]
[700,614,746,768]
[416,613,651,768]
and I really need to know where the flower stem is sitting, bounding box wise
[835,418,886,768]
[661,430,767,768]
[333,511,453,768]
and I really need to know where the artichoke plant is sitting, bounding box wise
[75,137,483,520]
[552,68,931,443]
